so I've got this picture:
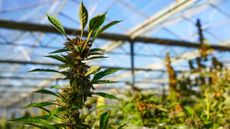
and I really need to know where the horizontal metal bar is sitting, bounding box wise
[0,76,59,80]
[1,19,230,51]
[0,59,167,72]
[0,42,164,58]
[0,84,40,88]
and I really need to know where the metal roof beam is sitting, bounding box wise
[102,0,196,51]
[128,0,195,37]
[0,20,230,51]
[0,59,175,72]
[0,42,164,58]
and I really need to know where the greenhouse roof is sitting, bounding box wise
[0,0,230,107]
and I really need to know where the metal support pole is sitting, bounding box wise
[130,41,135,88]
[162,84,166,99]
[196,19,204,45]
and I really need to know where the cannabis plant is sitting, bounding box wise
[12,2,121,129]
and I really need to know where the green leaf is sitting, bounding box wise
[184,106,195,115]
[89,13,106,33]
[50,85,61,89]
[86,55,107,60]
[11,116,56,129]
[25,102,54,108]
[49,107,65,119]
[94,92,118,100]
[29,69,68,76]
[90,48,105,53]
[34,89,59,97]
[29,68,60,73]
[117,123,128,129]
[92,80,117,84]
[49,48,68,54]
[94,20,121,40]
[90,52,104,56]
[52,123,67,128]
[46,55,67,63]
[93,68,120,81]
[84,66,101,76]
[90,48,104,55]
[59,63,69,69]
[47,14,67,37]
[99,111,110,129]
[36,115,50,120]
[79,1,88,30]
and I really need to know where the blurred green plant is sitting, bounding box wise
[0,112,38,129]
[11,2,121,129]
[105,68,229,129]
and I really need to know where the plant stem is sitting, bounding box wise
[80,29,83,43]
[81,31,92,53]
[205,89,210,120]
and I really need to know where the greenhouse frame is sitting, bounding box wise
[0,0,229,128]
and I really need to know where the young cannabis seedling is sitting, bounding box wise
[12,2,121,129]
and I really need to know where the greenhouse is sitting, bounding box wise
[0,0,229,128]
